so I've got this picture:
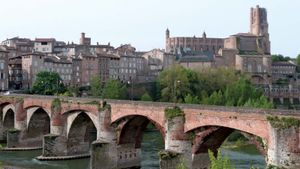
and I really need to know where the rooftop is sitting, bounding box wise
[35,38,56,42]
[272,61,296,67]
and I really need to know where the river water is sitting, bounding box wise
[0,129,266,169]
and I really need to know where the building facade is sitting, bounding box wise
[141,49,175,81]
[119,55,144,83]
[34,38,56,53]
[21,53,72,88]
[165,30,224,55]
[0,47,9,91]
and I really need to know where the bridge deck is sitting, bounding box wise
[5,94,299,116]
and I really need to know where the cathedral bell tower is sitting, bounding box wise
[250,5,270,54]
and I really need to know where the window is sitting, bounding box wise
[247,64,252,72]
[257,65,262,72]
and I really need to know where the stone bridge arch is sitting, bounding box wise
[64,110,100,139]
[110,102,166,135]
[1,104,16,140]
[184,107,270,168]
[113,115,165,148]
[64,110,98,155]
[25,106,51,130]
[25,106,51,146]
[2,104,16,123]
[184,108,269,141]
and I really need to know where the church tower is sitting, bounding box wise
[166,28,170,39]
[166,28,170,52]
[250,5,270,54]
[250,5,268,36]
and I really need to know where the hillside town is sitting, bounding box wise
[1,3,300,169]
[0,5,299,106]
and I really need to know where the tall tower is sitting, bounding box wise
[250,5,268,36]
[165,28,170,52]
[250,5,270,54]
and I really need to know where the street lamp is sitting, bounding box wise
[56,79,62,97]
[41,80,45,95]
[127,80,133,100]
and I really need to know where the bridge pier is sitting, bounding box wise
[41,134,67,157]
[160,112,192,169]
[6,100,25,148]
[117,143,141,169]
[0,113,4,141]
[50,98,63,135]
[267,125,300,168]
[14,100,26,131]
[91,105,118,169]
[192,153,210,169]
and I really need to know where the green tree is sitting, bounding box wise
[102,79,127,99]
[208,150,235,169]
[32,71,65,95]
[141,92,153,101]
[90,75,102,97]
[271,54,290,62]
[184,94,199,104]
[67,86,80,97]
[202,91,224,105]
[158,64,191,102]
[297,54,300,66]
[244,95,273,109]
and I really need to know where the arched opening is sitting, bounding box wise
[67,112,97,155]
[251,75,267,85]
[192,126,266,169]
[117,115,164,168]
[27,108,50,146]
[3,109,15,140]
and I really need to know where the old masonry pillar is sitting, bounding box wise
[7,98,24,148]
[41,98,67,158]
[160,107,192,169]
[91,103,118,169]
[50,98,63,135]
[267,116,300,169]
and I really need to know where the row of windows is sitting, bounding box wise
[120,68,136,74]
[45,62,72,68]
[273,66,295,69]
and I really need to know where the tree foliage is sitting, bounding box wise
[158,64,191,102]
[141,92,153,101]
[208,150,235,169]
[157,66,273,109]
[90,75,102,97]
[271,54,291,62]
[102,79,127,99]
[32,71,66,95]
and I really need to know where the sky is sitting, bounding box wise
[0,0,299,57]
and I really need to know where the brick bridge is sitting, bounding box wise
[0,94,299,169]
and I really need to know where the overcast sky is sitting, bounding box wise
[0,0,299,57]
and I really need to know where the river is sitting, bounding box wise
[0,129,266,169]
